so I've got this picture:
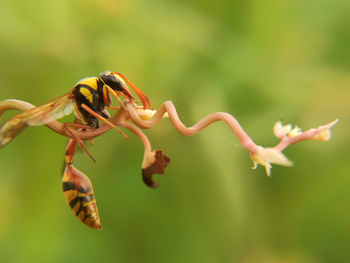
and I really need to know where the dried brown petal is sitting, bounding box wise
[142,150,170,188]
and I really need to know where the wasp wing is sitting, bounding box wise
[0,92,75,149]
[26,92,75,126]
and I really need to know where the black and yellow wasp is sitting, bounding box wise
[0,71,151,229]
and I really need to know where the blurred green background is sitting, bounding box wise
[0,0,349,262]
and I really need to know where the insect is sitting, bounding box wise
[0,71,152,229]
[0,71,151,153]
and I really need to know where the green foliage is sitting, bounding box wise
[0,0,349,262]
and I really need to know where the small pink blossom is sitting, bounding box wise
[250,147,293,176]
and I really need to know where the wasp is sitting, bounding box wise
[0,71,152,229]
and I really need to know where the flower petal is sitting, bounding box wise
[264,163,272,176]
[136,108,169,120]
[288,126,302,138]
[312,129,331,141]
[273,121,292,138]
[311,119,339,142]
[259,147,293,167]
[250,147,293,176]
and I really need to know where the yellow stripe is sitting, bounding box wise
[79,87,93,104]
[63,190,77,202]
[73,103,84,123]
[82,201,94,208]
[114,74,126,85]
[77,77,99,91]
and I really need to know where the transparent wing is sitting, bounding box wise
[25,92,75,126]
[0,92,75,149]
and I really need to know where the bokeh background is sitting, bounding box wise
[0,0,349,262]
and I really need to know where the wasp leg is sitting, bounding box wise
[62,139,102,229]
[63,123,96,163]
[80,103,129,140]
[104,86,128,111]
[106,106,121,111]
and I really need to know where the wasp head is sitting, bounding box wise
[99,71,134,101]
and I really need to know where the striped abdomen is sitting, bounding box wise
[62,164,102,229]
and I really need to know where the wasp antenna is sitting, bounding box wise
[114,72,152,110]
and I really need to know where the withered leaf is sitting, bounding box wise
[142,150,170,188]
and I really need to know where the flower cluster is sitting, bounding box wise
[250,119,338,176]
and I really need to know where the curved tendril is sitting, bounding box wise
[124,101,260,154]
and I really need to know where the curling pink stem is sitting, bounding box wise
[125,101,260,154]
